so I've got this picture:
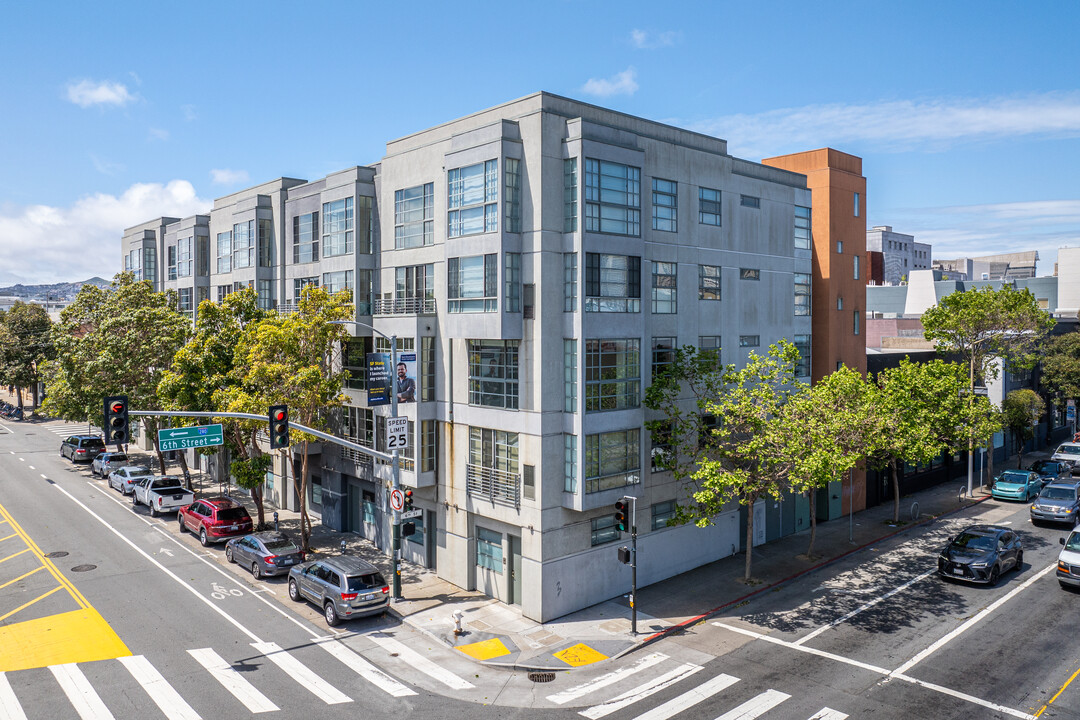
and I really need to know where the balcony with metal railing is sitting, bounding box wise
[466,464,520,508]
[372,297,437,316]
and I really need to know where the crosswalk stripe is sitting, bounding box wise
[548,652,669,705]
[716,689,790,720]
[119,655,202,720]
[629,673,739,720]
[315,638,417,697]
[187,648,279,713]
[580,662,703,719]
[50,663,115,720]
[369,633,475,690]
[0,673,28,720]
[251,642,351,705]
[807,709,848,720]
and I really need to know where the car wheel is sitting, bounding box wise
[131,493,138,507]
[252,562,262,580]
[1015,551,1024,571]
[150,504,158,518]
[199,528,209,547]
[288,579,302,602]
[178,516,186,533]
[324,601,340,627]
[988,565,1000,586]
[225,546,233,563]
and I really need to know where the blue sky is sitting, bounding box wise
[1,0,1077,285]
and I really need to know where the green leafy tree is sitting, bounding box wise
[42,273,191,467]
[1040,332,1080,405]
[232,286,351,550]
[0,301,54,410]
[1002,389,1045,468]
[646,340,803,582]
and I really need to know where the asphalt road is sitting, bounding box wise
[3,415,1079,720]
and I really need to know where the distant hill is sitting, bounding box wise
[0,277,110,301]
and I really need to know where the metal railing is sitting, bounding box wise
[466,464,520,507]
[372,297,436,315]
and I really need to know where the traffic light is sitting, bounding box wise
[268,405,290,449]
[401,521,416,537]
[403,489,414,512]
[103,395,129,445]
[615,498,629,533]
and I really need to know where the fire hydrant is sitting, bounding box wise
[452,610,464,636]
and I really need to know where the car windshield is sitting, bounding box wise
[999,472,1030,483]
[346,572,386,592]
[1066,532,1080,552]
[1057,445,1080,456]
[150,479,181,490]
[217,508,248,521]
[952,533,995,552]
[85,439,105,448]
[1031,462,1055,473]
[105,453,127,462]
[126,466,152,477]
[263,538,299,552]
[1041,487,1077,501]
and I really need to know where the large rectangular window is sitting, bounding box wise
[585,339,640,412]
[293,212,318,263]
[505,253,521,312]
[795,206,811,250]
[651,261,677,314]
[448,160,498,237]
[322,197,354,256]
[794,334,810,377]
[258,220,273,267]
[651,178,677,232]
[651,422,673,473]
[395,264,434,309]
[468,340,519,409]
[652,500,677,530]
[564,253,577,312]
[395,183,434,249]
[794,272,811,316]
[564,158,578,232]
[652,337,675,380]
[177,287,193,312]
[448,254,498,312]
[504,158,521,233]
[699,187,721,226]
[167,245,177,281]
[564,339,577,412]
[564,434,577,493]
[233,220,254,269]
[293,276,318,303]
[591,516,620,546]
[699,264,721,300]
[585,253,641,313]
[585,429,640,494]
[469,427,519,476]
[178,236,194,278]
[476,527,502,573]
[216,232,232,274]
[257,279,273,310]
[322,270,353,295]
[585,159,640,236]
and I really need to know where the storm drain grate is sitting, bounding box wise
[44,551,69,558]
[70,564,97,572]
[528,672,556,683]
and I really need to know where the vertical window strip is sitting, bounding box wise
[699,187,721,226]
[794,206,812,250]
[651,261,677,314]
[505,253,521,312]
[421,336,435,402]
[794,272,811,316]
[505,158,521,233]
[564,158,578,232]
[564,434,577,493]
[651,178,677,232]
[564,252,577,312]
[564,339,577,413]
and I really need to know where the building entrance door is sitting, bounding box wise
[508,535,522,606]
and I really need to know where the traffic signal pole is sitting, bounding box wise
[630,497,638,636]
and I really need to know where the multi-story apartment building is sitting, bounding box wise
[122,216,177,290]
[865,226,930,285]
[132,92,815,621]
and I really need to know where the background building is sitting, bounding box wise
[865,226,931,285]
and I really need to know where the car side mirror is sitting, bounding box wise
[1062,537,1067,545]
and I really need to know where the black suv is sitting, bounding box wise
[60,435,107,462]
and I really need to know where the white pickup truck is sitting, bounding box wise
[132,476,194,517]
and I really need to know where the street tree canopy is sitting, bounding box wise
[0,301,54,410]
[1002,388,1045,468]
[1040,332,1080,403]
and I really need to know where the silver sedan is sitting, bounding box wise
[108,465,154,495]
[225,531,306,580]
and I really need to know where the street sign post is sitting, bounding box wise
[401,508,423,519]
[158,424,224,452]
[389,487,405,512]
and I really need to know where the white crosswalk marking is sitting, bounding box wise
[250,642,351,705]
[315,638,416,697]
[0,672,28,720]
[547,652,669,704]
[50,663,114,720]
[807,709,848,720]
[119,655,202,720]
[369,632,475,690]
[579,662,703,719]
[716,689,790,719]
[629,673,739,720]
[187,648,279,713]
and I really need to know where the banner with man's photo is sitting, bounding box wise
[367,352,417,406]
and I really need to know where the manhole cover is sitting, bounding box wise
[44,551,69,558]
[528,672,556,683]
[70,564,96,572]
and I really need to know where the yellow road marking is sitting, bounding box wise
[0,548,31,565]
[0,608,130,672]
[0,586,63,622]
[0,502,89,609]
[456,637,511,660]
[553,643,609,667]
[0,566,44,591]
[1035,663,1080,717]
[0,533,16,543]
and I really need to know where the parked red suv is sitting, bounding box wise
[178,497,254,546]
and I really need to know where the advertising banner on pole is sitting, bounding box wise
[395,353,417,403]
[367,353,392,406]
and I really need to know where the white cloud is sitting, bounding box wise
[89,153,125,176]
[65,79,136,108]
[581,67,639,98]
[148,127,169,141]
[630,29,681,49]
[690,92,1080,159]
[210,168,249,186]
[0,181,211,286]
[181,104,198,122]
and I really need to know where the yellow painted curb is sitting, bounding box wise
[0,607,130,671]
[553,643,608,667]
[455,637,511,661]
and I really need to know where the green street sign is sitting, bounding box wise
[158,424,224,451]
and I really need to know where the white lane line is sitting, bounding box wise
[713,623,891,675]
[715,689,790,719]
[579,663,703,719]
[795,570,936,645]
[629,673,738,720]
[27,466,34,470]
[315,637,416,697]
[250,642,351,705]
[0,672,28,720]
[50,663,115,720]
[40,474,48,479]
[369,633,475,690]
[893,673,1035,719]
[187,648,279,713]
[890,562,1056,677]
[118,655,202,720]
[807,709,848,720]
[547,652,669,704]
[17,458,23,462]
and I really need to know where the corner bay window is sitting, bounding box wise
[448,160,497,237]
[468,340,519,409]
[585,159,640,236]
[216,232,232,274]
[293,212,318,263]
[233,220,254,269]
[322,197,354,256]
[395,183,434,248]
[585,339,640,412]
[585,429,640,494]
[585,253,640,312]
[448,254,497,312]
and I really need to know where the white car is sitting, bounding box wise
[1051,443,1080,475]
[108,465,154,495]
[1057,529,1080,589]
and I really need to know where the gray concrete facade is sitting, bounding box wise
[866,225,930,285]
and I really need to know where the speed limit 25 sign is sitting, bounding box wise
[386,416,409,450]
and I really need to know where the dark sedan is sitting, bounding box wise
[1029,460,1067,485]
[225,531,306,580]
[937,524,1023,585]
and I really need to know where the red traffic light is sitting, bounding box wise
[274,409,285,421]
[110,401,125,413]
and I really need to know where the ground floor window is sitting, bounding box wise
[476,526,503,573]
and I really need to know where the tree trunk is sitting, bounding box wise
[806,488,818,559]
[744,494,755,581]
[143,417,168,475]
[176,451,192,491]
[296,443,311,551]
[986,443,994,489]
[891,458,901,523]
[1016,431,1024,468]
[252,484,265,528]
[15,387,22,410]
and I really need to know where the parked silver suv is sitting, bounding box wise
[1030,481,1080,526]
[287,556,389,626]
